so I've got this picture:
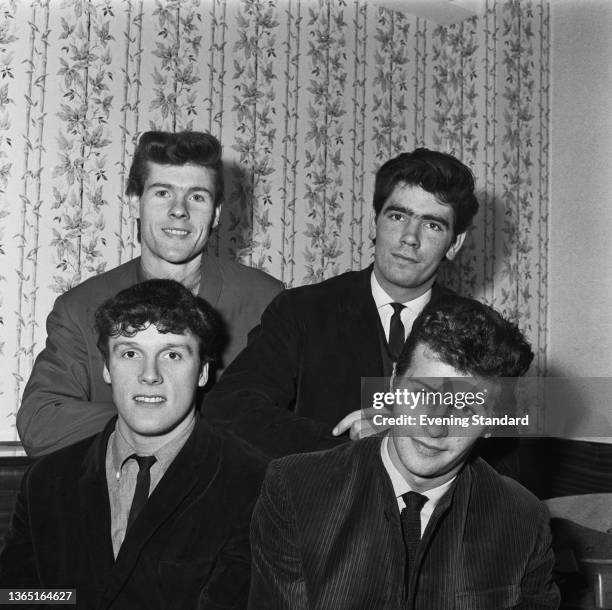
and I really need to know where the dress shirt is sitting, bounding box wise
[105,415,195,557]
[380,435,455,536]
[370,272,432,342]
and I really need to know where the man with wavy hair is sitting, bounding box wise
[19,130,282,457]
[249,295,560,609]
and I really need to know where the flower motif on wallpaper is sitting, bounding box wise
[230,0,279,270]
[52,0,114,293]
[150,0,203,130]
[372,7,410,163]
[303,0,347,284]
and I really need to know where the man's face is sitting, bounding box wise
[103,324,207,447]
[136,162,220,270]
[390,343,492,492]
[373,183,465,301]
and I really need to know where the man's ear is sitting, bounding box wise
[129,194,140,219]
[198,362,209,387]
[369,213,377,243]
[103,363,112,385]
[445,231,466,261]
[212,205,222,230]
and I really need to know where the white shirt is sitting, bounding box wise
[380,435,455,536]
[370,272,432,343]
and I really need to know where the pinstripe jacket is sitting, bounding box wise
[249,436,560,610]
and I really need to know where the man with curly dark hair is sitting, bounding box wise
[249,295,560,610]
[1,280,266,609]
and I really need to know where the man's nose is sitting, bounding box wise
[400,220,420,248]
[139,358,163,384]
[421,401,449,438]
[169,195,189,219]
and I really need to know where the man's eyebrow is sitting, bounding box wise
[110,340,194,354]
[382,203,451,229]
[145,182,214,195]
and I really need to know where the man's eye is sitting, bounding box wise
[122,350,138,359]
[155,189,169,198]
[190,193,206,203]
[389,213,404,221]
[425,222,443,231]
[164,351,182,361]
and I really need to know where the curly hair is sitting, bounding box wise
[396,294,533,379]
[373,148,479,235]
[126,131,224,205]
[95,279,226,365]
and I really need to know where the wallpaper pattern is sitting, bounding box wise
[0,0,550,440]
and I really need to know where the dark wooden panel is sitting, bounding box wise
[0,458,30,550]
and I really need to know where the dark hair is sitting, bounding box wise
[396,295,533,379]
[373,148,479,235]
[126,131,224,205]
[95,279,225,364]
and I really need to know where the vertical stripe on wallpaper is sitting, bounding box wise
[2,0,19,412]
[205,0,228,258]
[159,0,204,132]
[482,0,497,306]
[372,7,410,165]
[118,0,143,265]
[53,0,113,294]
[536,0,550,376]
[459,16,479,298]
[413,17,427,148]
[303,0,346,284]
[279,0,301,287]
[349,0,367,271]
[500,0,521,322]
[15,0,50,408]
[230,0,279,271]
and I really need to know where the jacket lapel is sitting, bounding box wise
[199,253,222,308]
[99,421,218,607]
[338,266,386,378]
[77,422,116,592]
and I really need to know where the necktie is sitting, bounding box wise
[388,303,406,361]
[126,454,156,531]
[400,491,427,584]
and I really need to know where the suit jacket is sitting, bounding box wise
[203,267,450,458]
[248,437,560,610]
[17,254,283,456]
[0,417,266,610]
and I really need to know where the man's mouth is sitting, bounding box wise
[412,438,444,455]
[162,228,190,237]
[133,395,165,404]
[392,252,420,263]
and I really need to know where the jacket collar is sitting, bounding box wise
[133,253,224,309]
[78,415,220,608]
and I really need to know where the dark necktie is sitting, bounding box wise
[389,303,406,361]
[126,454,156,531]
[400,491,427,585]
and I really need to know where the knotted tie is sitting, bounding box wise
[126,454,156,531]
[400,491,427,585]
[388,303,406,361]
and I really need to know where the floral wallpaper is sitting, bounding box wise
[0,0,550,441]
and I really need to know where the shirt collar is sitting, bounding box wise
[380,434,455,505]
[370,271,432,313]
[110,415,196,476]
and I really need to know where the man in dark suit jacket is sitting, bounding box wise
[1,280,266,609]
[18,130,282,457]
[249,296,560,609]
[203,149,502,461]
